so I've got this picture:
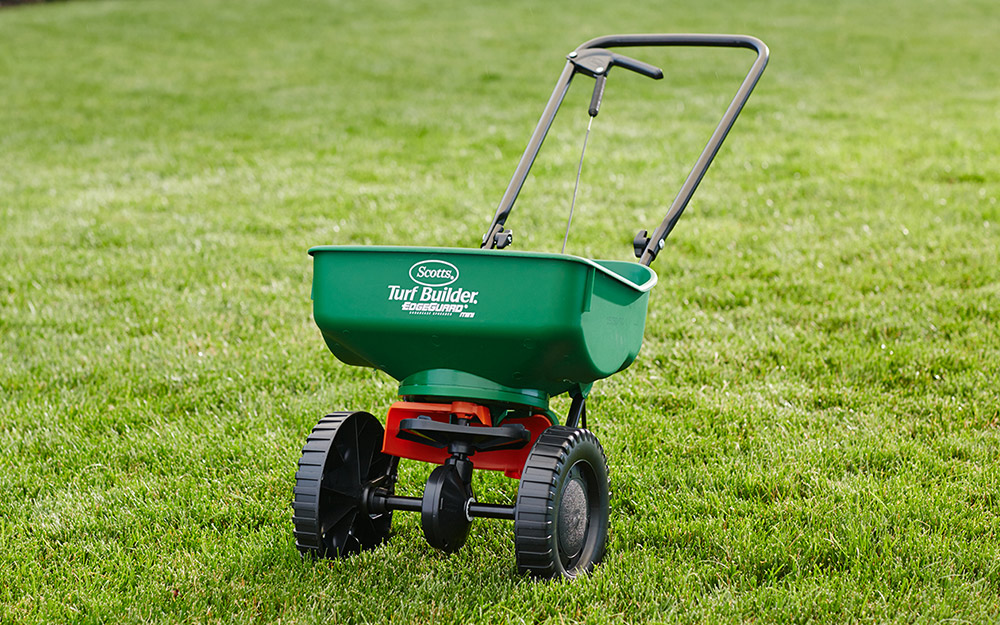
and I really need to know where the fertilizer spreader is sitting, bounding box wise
[292,34,768,578]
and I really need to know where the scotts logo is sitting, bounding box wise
[409,260,459,287]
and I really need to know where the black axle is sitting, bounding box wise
[364,452,516,554]
[367,492,516,521]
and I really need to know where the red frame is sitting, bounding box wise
[381,400,553,479]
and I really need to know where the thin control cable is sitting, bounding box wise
[562,115,594,254]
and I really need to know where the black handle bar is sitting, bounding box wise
[480,33,769,267]
[611,53,663,79]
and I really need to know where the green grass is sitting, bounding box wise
[2,0,999,622]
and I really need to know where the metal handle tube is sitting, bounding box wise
[482,62,576,248]
[573,35,769,266]
[480,34,769,265]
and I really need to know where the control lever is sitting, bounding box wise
[568,49,664,81]
[589,74,607,117]
[569,49,663,118]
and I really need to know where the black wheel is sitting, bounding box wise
[514,426,610,578]
[292,411,395,558]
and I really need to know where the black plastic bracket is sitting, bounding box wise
[568,49,614,77]
[633,229,650,258]
[565,394,587,429]
[482,224,514,250]
[494,228,513,249]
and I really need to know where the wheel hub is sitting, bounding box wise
[558,473,589,558]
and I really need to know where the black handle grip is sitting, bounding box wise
[610,53,663,79]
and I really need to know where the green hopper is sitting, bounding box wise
[310,246,656,413]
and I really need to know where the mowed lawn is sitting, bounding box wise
[1,0,998,622]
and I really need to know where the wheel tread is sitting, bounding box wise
[292,411,394,560]
[514,426,609,579]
